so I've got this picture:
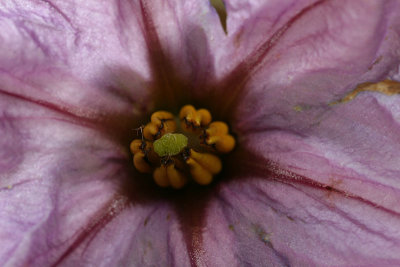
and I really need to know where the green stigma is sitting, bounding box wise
[153,133,188,157]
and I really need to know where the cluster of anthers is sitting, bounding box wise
[130,105,235,189]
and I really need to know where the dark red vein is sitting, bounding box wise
[50,195,129,266]
[0,88,99,126]
[139,0,180,109]
[215,0,328,118]
[243,158,400,219]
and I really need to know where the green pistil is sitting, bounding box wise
[153,133,188,157]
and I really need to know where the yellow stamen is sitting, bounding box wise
[130,139,144,154]
[143,111,176,140]
[205,121,235,153]
[166,164,187,189]
[143,122,159,140]
[206,121,228,135]
[153,164,187,189]
[153,166,170,187]
[151,111,174,124]
[151,111,177,133]
[131,106,235,189]
[179,105,212,130]
[133,151,152,173]
[186,149,222,185]
[130,139,157,173]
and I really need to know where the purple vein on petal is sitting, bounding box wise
[139,0,181,109]
[0,88,100,125]
[50,195,130,267]
[38,0,81,46]
[154,179,224,267]
[174,189,214,267]
[0,87,137,145]
[241,155,400,220]
[0,179,34,192]
[216,192,291,266]
[292,185,400,244]
[38,0,75,30]
[215,0,328,118]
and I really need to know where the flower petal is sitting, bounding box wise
[231,1,400,215]
[242,86,400,218]
[217,0,316,77]
[0,94,131,265]
[48,202,190,266]
[0,0,150,82]
[219,0,400,118]
[0,0,229,113]
[0,0,155,117]
[0,86,197,266]
[135,0,228,103]
[205,178,400,266]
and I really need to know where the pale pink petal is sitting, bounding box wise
[216,0,316,77]
[0,91,189,266]
[0,0,228,114]
[0,0,150,83]
[244,91,400,215]
[137,0,227,101]
[203,178,400,266]
[0,93,130,265]
[216,0,400,118]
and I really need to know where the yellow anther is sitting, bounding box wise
[196,109,212,126]
[190,149,222,173]
[153,166,170,187]
[151,111,174,123]
[166,164,187,189]
[187,159,213,185]
[179,105,212,130]
[143,111,177,140]
[130,139,154,155]
[205,121,235,153]
[143,122,159,140]
[133,151,152,173]
[179,105,196,120]
[130,139,144,154]
[130,139,157,173]
[153,164,187,189]
[151,111,176,133]
[186,149,222,185]
[206,121,228,136]
[207,135,235,153]
[131,106,236,189]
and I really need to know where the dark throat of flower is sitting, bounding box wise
[130,105,235,189]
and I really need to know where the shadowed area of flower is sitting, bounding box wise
[1,0,400,266]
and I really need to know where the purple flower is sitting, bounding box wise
[1,0,400,266]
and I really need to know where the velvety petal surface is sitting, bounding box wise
[198,94,400,265]
[0,0,150,81]
[0,89,194,266]
[0,1,228,266]
[216,0,319,78]
[205,0,400,265]
[233,0,400,215]
[3,0,400,266]
[217,0,400,117]
[203,177,400,266]
[0,93,120,265]
[0,0,156,117]
[0,0,228,114]
[136,0,227,101]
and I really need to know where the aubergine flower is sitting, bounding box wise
[2,0,400,266]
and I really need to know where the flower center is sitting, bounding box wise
[130,105,235,189]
